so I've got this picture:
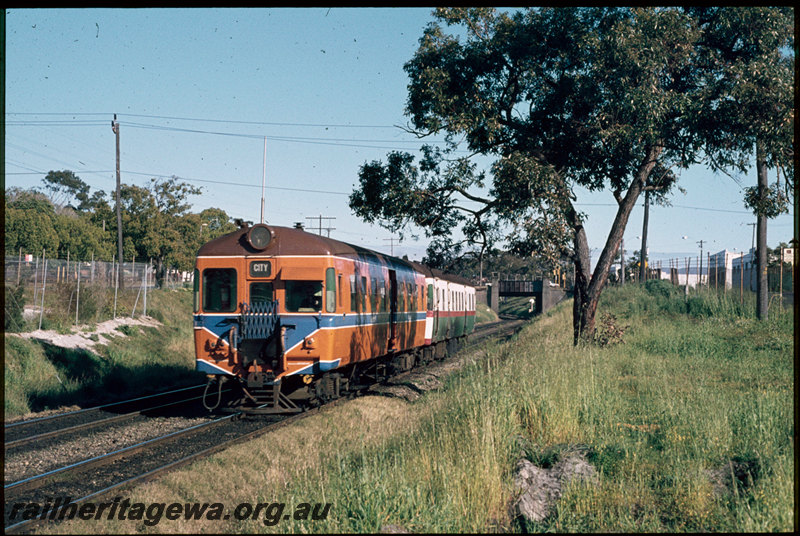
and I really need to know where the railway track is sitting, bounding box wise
[4,318,527,534]
[5,384,210,448]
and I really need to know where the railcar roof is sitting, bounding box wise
[197,224,417,271]
[408,261,474,287]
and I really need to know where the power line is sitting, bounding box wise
[7,111,398,129]
[6,167,351,196]
[8,119,456,151]
[4,166,763,214]
[306,215,337,237]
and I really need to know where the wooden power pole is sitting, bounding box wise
[112,114,124,289]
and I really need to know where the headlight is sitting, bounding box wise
[247,224,272,250]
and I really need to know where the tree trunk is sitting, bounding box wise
[571,222,592,344]
[569,144,662,344]
[155,257,166,288]
[756,140,769,320]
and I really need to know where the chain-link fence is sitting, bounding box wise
[612,250,794,306]
[4,253,192,332]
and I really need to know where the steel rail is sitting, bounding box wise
[4,391,231,450]
[4,384,206,429]
[4,414,235,495]
[4,402,347,534]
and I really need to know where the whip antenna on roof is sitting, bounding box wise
[260,137,267,224]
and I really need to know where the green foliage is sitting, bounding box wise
[41,169,90,209]
[121,177,204,283]
[743,183,790,218]
[644,278,679,298]
[4,284,27,332]
[6,187,56,213]
[4,206,60,255]
[475,302,499,324]
[353,7,775,342]
[689,7,794,180]
[267,288,791,532]
[198,207,238,239]
[53,212,111,259]
[4,288,202,418]
[6,172,239,287]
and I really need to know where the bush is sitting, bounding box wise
[76,284,108,324]
[645,278,678,298]
[5,284,26,332]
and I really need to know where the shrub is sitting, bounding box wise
[645,278,678,298]
[4,284,26,332]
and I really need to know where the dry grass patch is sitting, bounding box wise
[41,395,420,534]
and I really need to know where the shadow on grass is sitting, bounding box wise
[498,296,538,320]
[30,342,206,412]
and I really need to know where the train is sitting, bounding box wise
[193,222,476,413]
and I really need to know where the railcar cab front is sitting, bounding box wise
[194,223,314,413]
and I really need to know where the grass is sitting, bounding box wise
[33,284,794,533]
[476,301,500,324]
[498,295,539,319]
[4,288,205,418]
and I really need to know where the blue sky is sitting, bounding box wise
[4,7,794,268]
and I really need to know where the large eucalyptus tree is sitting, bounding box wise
[352,7,706,342]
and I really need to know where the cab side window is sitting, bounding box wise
[286,281,322,312]
[203,268,237,312]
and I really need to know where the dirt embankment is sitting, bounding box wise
[11,316,163,355]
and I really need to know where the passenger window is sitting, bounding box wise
[350,275,357,311]
[286,281,322,312]
[250,282,274,304]
[361,276,367,311]
[203,268,237,312]
[326,268,336,313]
[370,277,378,312]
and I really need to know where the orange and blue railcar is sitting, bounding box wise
[194,223,474,413]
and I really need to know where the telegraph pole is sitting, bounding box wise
[746,222,756,252]
[383,237,397,256]
[755,141,769,320]
[305,215,336,237]
[620,238,625,285]
[697,239,705,287]
[112,114,124,289]
[639,189,650,283]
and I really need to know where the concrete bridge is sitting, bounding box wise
[484,278,567,315]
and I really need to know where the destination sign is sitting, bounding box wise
[249,261,272,278]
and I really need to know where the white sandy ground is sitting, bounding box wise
[5,316,166,423]
[11,316,163,354]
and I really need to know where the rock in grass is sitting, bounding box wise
[511,450,598,523]
[512,459,562,522]
[553,451,598,485]
[380,524,410,533]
